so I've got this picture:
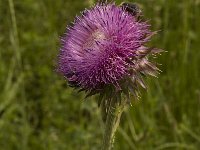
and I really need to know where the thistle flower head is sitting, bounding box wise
[58,2,162,99]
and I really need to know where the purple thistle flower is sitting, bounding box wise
[58,2,162,98]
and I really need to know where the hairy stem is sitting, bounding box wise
[101,99,125,150]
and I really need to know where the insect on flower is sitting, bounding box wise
[120,2,142,18]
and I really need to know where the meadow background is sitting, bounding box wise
[0,0,200,149]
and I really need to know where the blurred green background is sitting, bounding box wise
[0,0,200,149]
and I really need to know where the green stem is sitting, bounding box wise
[101,99,125,150]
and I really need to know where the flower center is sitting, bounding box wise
[83,30,106,50]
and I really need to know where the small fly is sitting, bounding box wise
[120,2,142,19]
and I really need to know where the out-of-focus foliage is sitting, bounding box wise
[0,0,200,149]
